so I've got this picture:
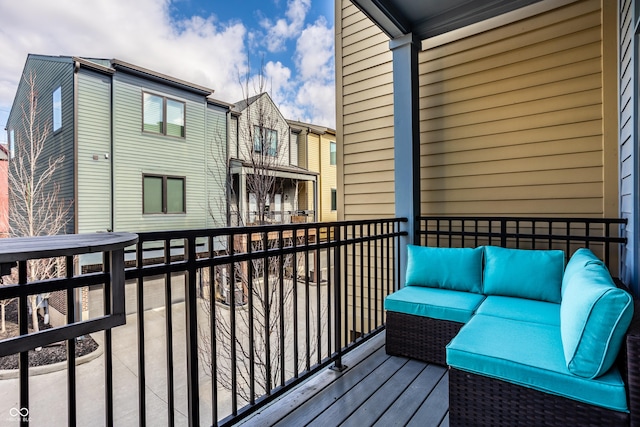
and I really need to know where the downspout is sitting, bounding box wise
[73,61,80,235]
[110,68,115,233]
[226,109,231,226]
[72,60,81,320]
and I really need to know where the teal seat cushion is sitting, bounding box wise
[476,296,560,326]
[384,286,485,324]
[446,314,628,412]
[405,245,483,293]
[561,262,634,378]
[483,246,565,303]
[562,248,605,298]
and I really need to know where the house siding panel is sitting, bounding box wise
[6,56,75,235]
[619,0,636,290]
[76,68,112,233]
[338,0,615,221]
[206,103,228,228]
[111,72,209,232]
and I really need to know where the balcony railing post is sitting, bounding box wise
[332,225,346,372]
[185,236,200,427]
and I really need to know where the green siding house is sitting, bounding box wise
[6,54,229,242]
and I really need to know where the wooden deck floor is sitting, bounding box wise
[237,332,449,427]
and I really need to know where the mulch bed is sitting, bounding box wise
[0,300,98,370]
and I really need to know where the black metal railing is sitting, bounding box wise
[418,216,627,272]
[0,218,406,426]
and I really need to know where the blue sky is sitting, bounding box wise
[0,0,336,144]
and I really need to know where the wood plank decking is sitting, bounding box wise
[237,332,449,427]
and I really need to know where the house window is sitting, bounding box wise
[143,93,185,137]
[9,129,14,158]
[254,126,277,156]
[331,188,337,211]
[143,174,186,214]
[52,86,62,132]
[330,141,336,165]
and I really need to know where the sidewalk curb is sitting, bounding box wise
[0,344,104,380]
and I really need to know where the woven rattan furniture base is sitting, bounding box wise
[449,367,629,427]
[385,311,463,366]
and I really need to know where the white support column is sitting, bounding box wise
[390,33,421,288]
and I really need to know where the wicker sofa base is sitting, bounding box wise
[449,367,629,427]
[385,311,463,366]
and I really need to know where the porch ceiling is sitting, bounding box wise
[350,0,544,40]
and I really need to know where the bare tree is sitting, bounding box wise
[5,71,71,332]
[199,63,327,408]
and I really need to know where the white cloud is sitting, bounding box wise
[295,16,334,81]
[261,0,311,52]
[0,0,250,140]
[291,16,335,128]
[0,0,337,139]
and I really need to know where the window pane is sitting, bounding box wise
[166,99,185,137]
[143,176,163,213]
[9,129,14,158]
[53,87,62,132]
[331,189,337,211]
[143,93,163,133]
[253,126,262,152]
[268,129,277,156]
[330,141,336,165]
[166,177,185,213]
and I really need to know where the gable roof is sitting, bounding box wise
[232,93,265,113]
[0,144,8,161]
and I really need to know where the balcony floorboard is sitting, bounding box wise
[236,331,449,427]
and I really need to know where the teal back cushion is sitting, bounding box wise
[483,246,565,303]
[561,262,634,378]
[405,245,483,293]
[562,248,605,298]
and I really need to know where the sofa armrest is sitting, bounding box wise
[622,300,640,427]
[615,279,640,426]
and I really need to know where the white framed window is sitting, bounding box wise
[9,129,15,158]
[253,126,277,156]
[52,86,62,132]
[330,141,336,165]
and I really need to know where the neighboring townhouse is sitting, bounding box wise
[0,144,8,238]
[288,120,338,223]
[228,92,318,225]
[5,54,229,321]
[5,54,229,240]
[336,0,640,295]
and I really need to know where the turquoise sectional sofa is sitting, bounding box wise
[384,245,638,426]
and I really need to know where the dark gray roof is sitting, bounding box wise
[232,93,264,113]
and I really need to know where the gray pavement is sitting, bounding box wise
[0,273,329,426]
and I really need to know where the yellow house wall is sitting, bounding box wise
[337,0,618,220]
[336,0,618,336]
[319,133,338,222]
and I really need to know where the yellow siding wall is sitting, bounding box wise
[337,0,617,220]
[320,133,337,222]
[338,1,395,220]
[302,131,338,222]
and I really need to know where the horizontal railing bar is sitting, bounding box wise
[419,230,627,244]
[133,218,407,243]
[0,314,125,357]
[0,272,110,300]
[418,215,628,224]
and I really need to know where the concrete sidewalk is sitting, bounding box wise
[0,300,225,426]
